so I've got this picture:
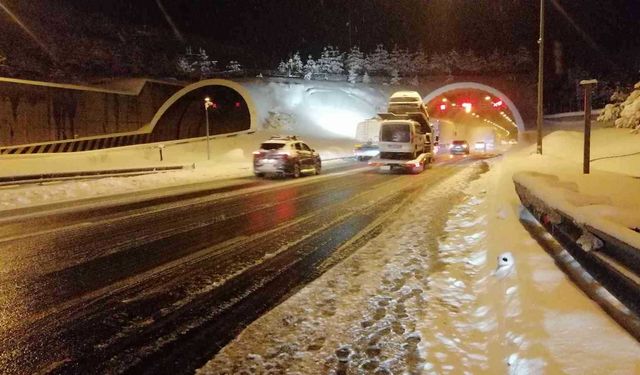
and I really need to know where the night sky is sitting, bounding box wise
[62,0,640,75]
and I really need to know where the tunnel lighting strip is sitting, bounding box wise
[499,111,518,127]
[483,118,510,136]
[464,109,511,136]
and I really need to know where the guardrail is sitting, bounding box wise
[515,181,640,341]
[0,165,186,186]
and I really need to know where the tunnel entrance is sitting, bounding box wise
[149,79,256,143]
[424,83,522,152]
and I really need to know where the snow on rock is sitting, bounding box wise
[576,231,604,252]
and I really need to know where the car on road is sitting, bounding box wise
[474,141,487,152]
[253,135,321,178]
[449,140,470,155]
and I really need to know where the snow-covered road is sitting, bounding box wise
[200,147,640,374]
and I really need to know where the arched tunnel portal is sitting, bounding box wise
[148,79,258,142]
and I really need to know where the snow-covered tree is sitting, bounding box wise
[345,46,365,83]
[176,47,217,79]
[427,52,450,75]
[197,48,217,78]
[291,52,304,74]
[277,52,304,77]
[176,56,194,75]
[446,50,461,74]
[226,60,242,72]
[599,82,640,131]
[487,49,507,73]
[364,44,389,75]
[389,68,400,85]
[457,50,485,73]
[388,45,412,76]
[412,50,429,75]
[303,55,318,80]
[362,71,371,84]
[318,46,344,76]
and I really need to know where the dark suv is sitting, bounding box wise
[253,136,321,178]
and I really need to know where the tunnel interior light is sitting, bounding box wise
[439,104,447,111]
[462,102,472,113]
[484,95,491,101]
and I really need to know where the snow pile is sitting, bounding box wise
[513,171,640,249]
[598,82,640,131]
[534,126,640,177]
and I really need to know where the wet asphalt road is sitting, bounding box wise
[0,156,479,375]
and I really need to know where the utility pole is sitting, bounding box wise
[536,0,545,154]
[580,79,597,174]
[204,97,212,161]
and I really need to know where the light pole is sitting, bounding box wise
[536,0,545,154]
[204,97,212,160]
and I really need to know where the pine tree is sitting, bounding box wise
[412,50,429,75]
[458,50,484,73]
[177,56,194,76]
[362,71,371,84]
[226,60,242,72]
[345,46,364,83]
[277,60,288,75]
[364,44,389,76]
[446,50,461,74]
[303,55,318,79]
[291,52,304,75]
[487,49,507,73]
[427,53,450,75]
[389,68,400,85]
[197,48,217,79]
[318,46,344,77]
[345,46,365,75]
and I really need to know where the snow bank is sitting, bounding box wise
[513,171,640,250]
[510,125,640,250]
[598,81,640,131]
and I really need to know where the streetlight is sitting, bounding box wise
[536,0,545,154]
[204,97,213,160]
